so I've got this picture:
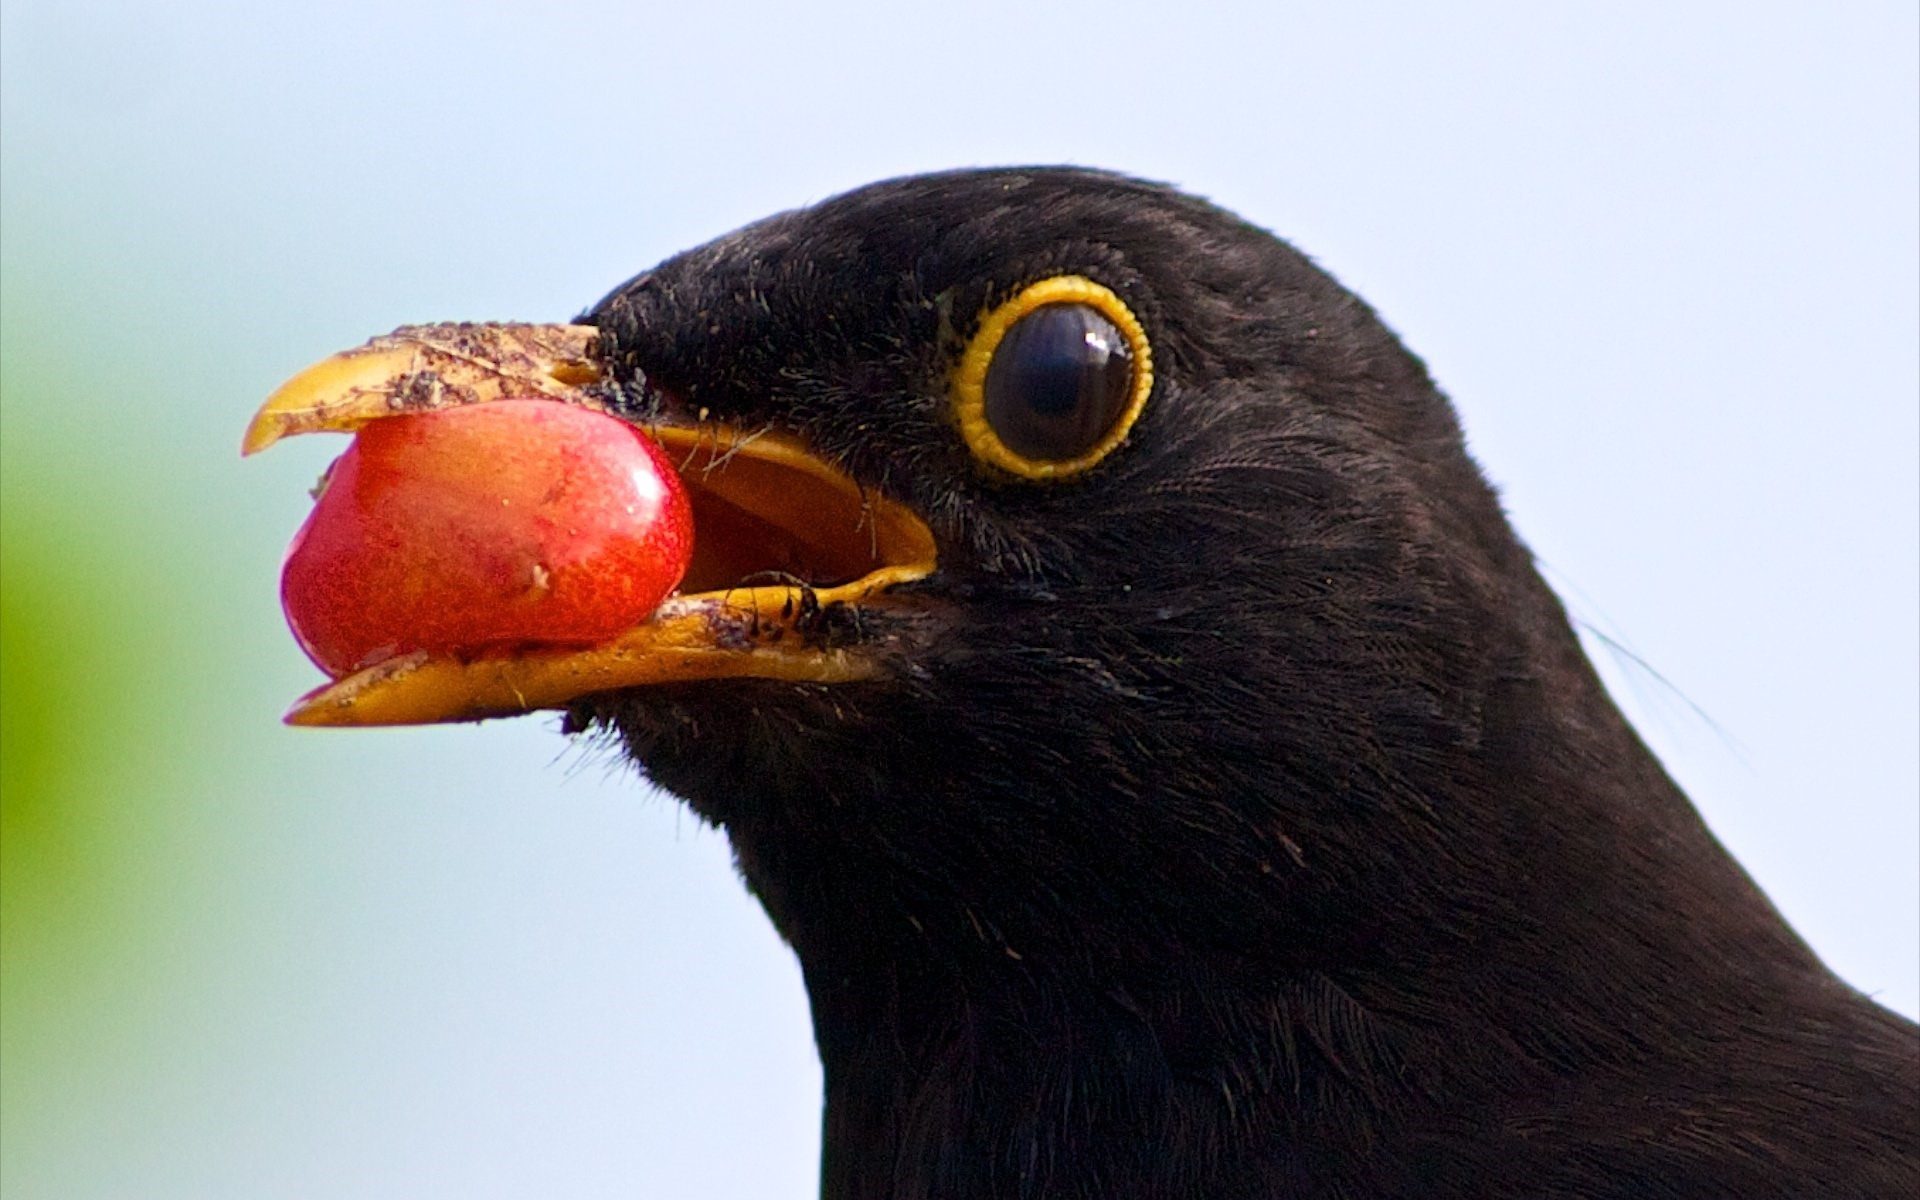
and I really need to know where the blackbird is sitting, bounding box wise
[248,168,1918,1199]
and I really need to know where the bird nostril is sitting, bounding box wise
[548,360,601,387]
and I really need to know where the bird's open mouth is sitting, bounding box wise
[245,323,937,727]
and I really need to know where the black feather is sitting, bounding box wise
[572,168,1917,1199]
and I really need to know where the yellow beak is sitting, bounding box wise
[247,323,937,727]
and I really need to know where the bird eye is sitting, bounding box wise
[952,275,1153,480]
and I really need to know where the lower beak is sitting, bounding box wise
[246,323,937,727]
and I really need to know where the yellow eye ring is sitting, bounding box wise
[951,275,1154,480]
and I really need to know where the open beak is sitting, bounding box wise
[245,323,937,727]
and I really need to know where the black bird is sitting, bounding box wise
[248,169,1918,1199]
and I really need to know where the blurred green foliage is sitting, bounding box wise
[1,360,212,1175]
[0,491,153,990]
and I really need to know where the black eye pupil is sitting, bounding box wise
[982,303,1135,462]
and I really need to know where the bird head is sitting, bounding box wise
[253,168,1567,981]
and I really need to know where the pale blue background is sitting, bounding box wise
[3,4,1914,1197]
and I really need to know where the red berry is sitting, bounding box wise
[281,400,693,678]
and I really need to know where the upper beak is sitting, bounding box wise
[246,323,937,727]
